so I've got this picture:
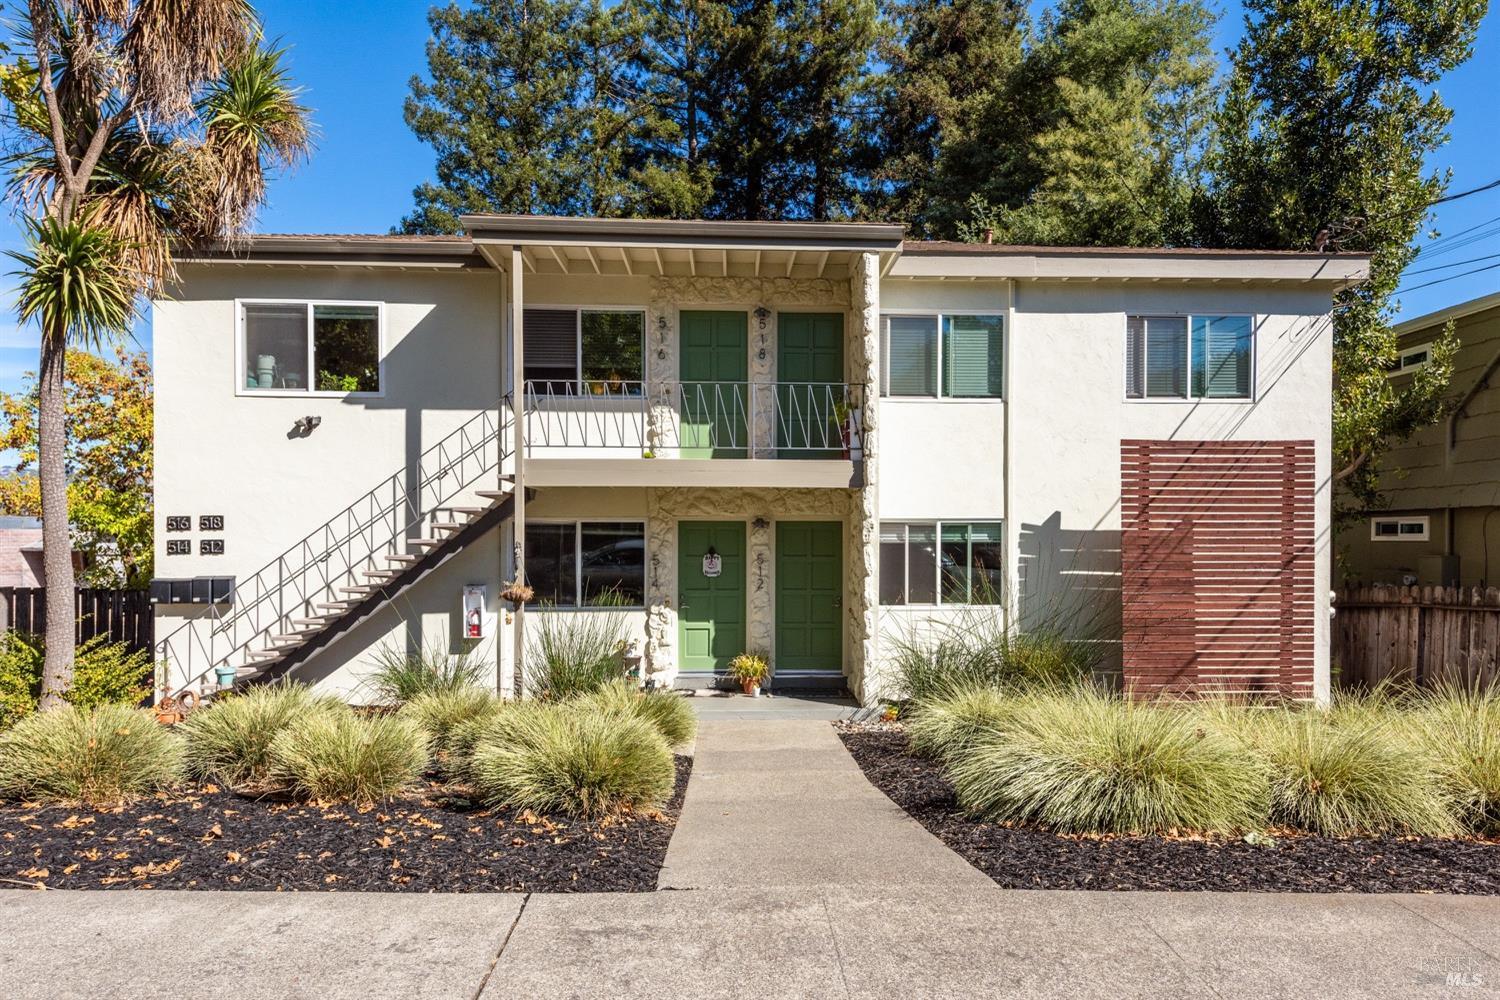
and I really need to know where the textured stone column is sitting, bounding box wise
[750,306,776,459]
[644,488,677,686]
[645,290,677,455]
[848,251,883,703]
[747,512,774,655]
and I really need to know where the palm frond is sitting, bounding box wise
[6,213,137,351]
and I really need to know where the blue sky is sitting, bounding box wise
[0,0,1495,405]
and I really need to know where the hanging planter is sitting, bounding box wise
[500,582,534,606]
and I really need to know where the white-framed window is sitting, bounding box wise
[1125,314,1254,401]
[525,520,646,607]
[880,313,1004,399]
[1388,342,1433,377]
[879,521,1004,605]
[523,307,645,396]
[239,300,383,395]
[1370,515,1430,542]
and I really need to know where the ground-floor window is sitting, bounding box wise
[879,521,1003,606]
[525,521,646,607]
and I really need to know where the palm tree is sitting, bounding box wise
[3,2,312,708]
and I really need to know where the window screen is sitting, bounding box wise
[1192,315,1252,399]
[942,315,1003,398]
[884,316,938,396]
[523,309,579,392]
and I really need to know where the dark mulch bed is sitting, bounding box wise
[0,756,690,893]
[840,729,1500,894]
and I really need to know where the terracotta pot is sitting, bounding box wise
[740,677,759,695]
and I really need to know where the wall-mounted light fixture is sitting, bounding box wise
[292,415,323,436]
[752,516,770,531]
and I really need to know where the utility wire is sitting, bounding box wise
[1432,177,1500,205]
[1406,250,1500,276]
[1396,259,1500,295]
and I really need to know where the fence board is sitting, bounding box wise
[1333,585,1500,689]
[0,587,153,655]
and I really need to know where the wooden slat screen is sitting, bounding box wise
[1121,440,1315,699]
[1,587,154,655]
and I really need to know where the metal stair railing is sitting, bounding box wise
[157,400,514,695]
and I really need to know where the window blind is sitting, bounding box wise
[1125,316,1147,398]
[884,316,938,396]
[522,309,578,369]
[1192,315,1252,398]
[1144,316,1187,398]
[942,315,1003,397]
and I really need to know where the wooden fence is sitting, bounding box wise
[1334,585,1500,689]
[0,587,153,655]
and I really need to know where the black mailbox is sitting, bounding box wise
[149,577,236,606]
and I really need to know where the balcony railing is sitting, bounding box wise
[522,379,862,458]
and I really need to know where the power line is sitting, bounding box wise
[1432,177,1500,206]
[1406,250,1500,276]
[1397,259,1500,295]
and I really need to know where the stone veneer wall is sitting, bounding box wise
[638,266,882,701]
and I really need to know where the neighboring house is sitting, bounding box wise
[150,218,1365,705]
[0,516,46,588]
[1340,290,1500,588]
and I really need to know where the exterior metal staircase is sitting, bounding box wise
[157,403,516,695]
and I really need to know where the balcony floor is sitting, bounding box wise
[524,457,861,489]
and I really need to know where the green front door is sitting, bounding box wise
[775,521,843,679]
[679,310,748,458]
[777,313,845,457]
[677,521,747,678]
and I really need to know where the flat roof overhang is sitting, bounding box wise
[465,214,905,280]
[525,457,861,490]
[175,235,487,270]
[889,245,1372,288]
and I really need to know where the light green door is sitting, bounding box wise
[777,313,845,458]
[775,521,843,679]
[679,310,748,458]
[678,521,747,677]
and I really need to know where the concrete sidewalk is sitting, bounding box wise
[658,718,990,889]
[3,886,1498,999]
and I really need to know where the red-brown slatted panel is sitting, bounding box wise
[1121,440,1315,700]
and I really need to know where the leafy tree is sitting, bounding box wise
[958,0,1217,246]
[866,0,1027,234]
[1,2,311,707]
[0,349,154,588]
[1196,0,1487,516]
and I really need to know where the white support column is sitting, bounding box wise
[509,246,527,698]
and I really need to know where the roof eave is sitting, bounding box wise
[461,214,906,253]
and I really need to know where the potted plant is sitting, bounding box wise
[832,399,853,458]
[727,653,769,696]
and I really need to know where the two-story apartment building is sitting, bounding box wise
[151,217,1367,705]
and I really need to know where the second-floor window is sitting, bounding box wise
[1125,314,1254,400]
[241,301,381,394]
[524,308,645,395]
[881,314,1004,399]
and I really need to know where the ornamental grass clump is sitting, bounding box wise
[1254,705,1455,837]
[891,613,1095,703]
[267,711,427,804]
[569,678,697,749]
[399,687,504,774]
[179,683,344,786]
[1412,683,1500,835]
[367,641,488,704]
[947,686,1267,834]
[525,611,630,701]
[470,704,673,818]
[0,703,183,807]
[904,683,1018,763]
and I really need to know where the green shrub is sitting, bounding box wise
[366,641,488,704]
[179,683,344,785]
[1412,683,1500,834]
[399,687,504,770]
[1253,706,1454,836]
[471,704,673,817]
[0,632,153,728]
[891,614,1095,703]
[947,686,1267,834]
[0,703,183,806]
[525,612,628,700]
[268,711,428,803]
[905,683,1018,763]
[569,678,697,749]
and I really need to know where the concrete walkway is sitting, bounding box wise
[658,717,990,889]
